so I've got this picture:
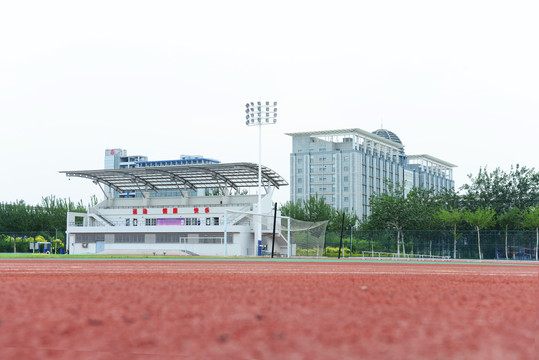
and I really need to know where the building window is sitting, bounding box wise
[115,233,144,243]
[206,218,211,226]
[156,233,180,243]
[213,217,219,225]
[75,234,105,243]
[199,237,223,244]
[344,187,349,192]
[145,218,156,226]
[298,188,303,193]
[344,166,349,171]
[344,176,349,182]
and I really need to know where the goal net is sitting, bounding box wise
[225,209,329,257]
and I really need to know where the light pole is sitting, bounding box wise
[245,101,278,256]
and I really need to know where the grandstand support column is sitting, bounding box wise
[224,210,228,257]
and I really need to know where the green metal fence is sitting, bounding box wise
[321,229,538,260]
[2,230,536,260]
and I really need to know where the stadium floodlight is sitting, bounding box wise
[244,100,278,257]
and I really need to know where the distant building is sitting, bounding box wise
[287,128,456,219]
[104,149,148,170]
[104,149,220,198]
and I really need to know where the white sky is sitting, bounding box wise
[1,0,537,206]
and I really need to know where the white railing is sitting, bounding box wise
[93,203,254,211]
[360,251,451,261]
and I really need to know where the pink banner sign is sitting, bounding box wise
[156,218,185,226]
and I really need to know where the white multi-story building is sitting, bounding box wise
[287,128,455,219]
[104,148,148,170]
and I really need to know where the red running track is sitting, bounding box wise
[0,259,536,359]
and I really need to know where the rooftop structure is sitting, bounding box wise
[104,149,220,198]
[62,162,288,198]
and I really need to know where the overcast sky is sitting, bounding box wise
[1,0,537,206]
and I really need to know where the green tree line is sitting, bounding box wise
[0,195,92,233]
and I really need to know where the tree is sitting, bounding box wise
[522,207,539,261]
[461,167,508,213]
[436,208,463,259]
[0,196,89,233]
[281,195,333,222]
[280,195,358,231]
[364,183,447,256]
[405,187,441,230]
[301,195,335,224]
[461,165,539,215]
[507,165,539,210]
[497,207,522,259]
[463,207,496,260]
[364,183,409,256]
[328,209,359,232]
[436,188,461,211]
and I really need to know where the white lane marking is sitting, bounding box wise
[1,265,536,276]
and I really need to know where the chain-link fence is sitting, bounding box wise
[322,229,537,260]
[2,229,536,260]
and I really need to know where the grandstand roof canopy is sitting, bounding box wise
[60,162,288,194]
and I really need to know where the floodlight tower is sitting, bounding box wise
[245,101,278,256]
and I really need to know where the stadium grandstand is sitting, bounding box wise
[61,162,290,256]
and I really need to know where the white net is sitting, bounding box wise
[225,209,328,257]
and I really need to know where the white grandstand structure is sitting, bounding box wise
[61,162,290,256]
